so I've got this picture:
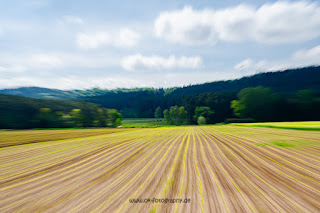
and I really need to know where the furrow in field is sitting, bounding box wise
[201,128,315,212]
[0,129,170,212]
[0,129,166,188]
[197,129,255,212]
[214,128,320,168]
[206,128,320,187]
[106,129,187,213]
[194,128,228,213]
[0,129,173,207]
[0,126,319,212]
[149,129,188,213]
[0,129,161,179]
[202,128,320,211]
[65,128,183,213]
[174,128,190,213]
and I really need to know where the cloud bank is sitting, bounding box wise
[155,1,320,45]
[121,54,202,71]
[77,28,141,49]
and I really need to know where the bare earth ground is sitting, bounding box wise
[0,128,129,147]
[0,126,319,212]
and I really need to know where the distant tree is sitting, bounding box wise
[95,108,108,127]
[35,108,61,128]
[231,87,279,121]
[70,109,84,127]
[163,109,171,124]
[193,106,214,123]
[169,105,180,125]
[154,106,162,119]
[178,106,188,125]
[230,100,244,118]
[289,89,320,121]
[197,116,206,125]
[108,109,122,127]
[164,105,188,125]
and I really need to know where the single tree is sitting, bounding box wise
[193,106,214,123]
[70,109,84,127]
[163,109,171,125]
[197,116,206,125]
[154,106,162,119]
[231,86,279,121]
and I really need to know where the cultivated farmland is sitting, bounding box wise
[0,126,319,212]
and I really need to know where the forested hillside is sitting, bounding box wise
[80,66,320,118]
[0,94,121,129]
[0,66,320,127]
[1,66,319,99]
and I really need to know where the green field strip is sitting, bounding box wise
[0,129,169,212]
[226,133,320,168]
[0,133,140,173]
[205,128,320,184]
[68,129,182,212]
[215,127,320,163]
[0,128,155,162]
[0,130,168,203]
[0,129,166,187]
[0,128,137,151]
[208,130,320,211]
[215,131,320,183]
[200,128,308,212]
[109,129,187,213]
[150,129,188,213]
[1,126,320,212]
[203,129,320,196]
[174,129,191,213]
[194,128,228,213]
[192,129,204,213]
[197,129,255,212]
[224,127,320,155]
[24,129,172,211]
[0,129,131,148]
[216,126,320,148]
[0,128,165,169]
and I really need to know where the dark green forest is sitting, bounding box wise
[0,94,121,129]
[0,66,320,128]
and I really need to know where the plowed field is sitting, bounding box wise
[0,126,319,212]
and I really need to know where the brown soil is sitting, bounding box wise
[0,127,319,212]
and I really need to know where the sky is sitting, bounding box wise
[0,0,319,90]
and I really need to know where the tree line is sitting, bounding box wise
[160,87,320,125]
[76,66,320,119]
[0,94,121,129]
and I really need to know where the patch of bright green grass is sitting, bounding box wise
[272,142,295,147]
[232,121,320,131]
[121,118,167,128]
[255,143,267,147]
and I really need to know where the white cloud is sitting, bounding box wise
[0,52,120,74]
[155,1,320,45]
[233,45,320,74]
[76,28,141,49]
[293,45,320,64]
[0,75,154,90]
[115,28,141,47]
[155,6,217,45]
[234,58,295,73]
[30,54,62,68]
[234,58,254,70]
[121,54,202,71]
[62,15,84,24]
[76,32,110,49]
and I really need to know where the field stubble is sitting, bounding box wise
[0,126,319,212]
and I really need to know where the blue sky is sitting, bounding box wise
[0,0,319,89]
